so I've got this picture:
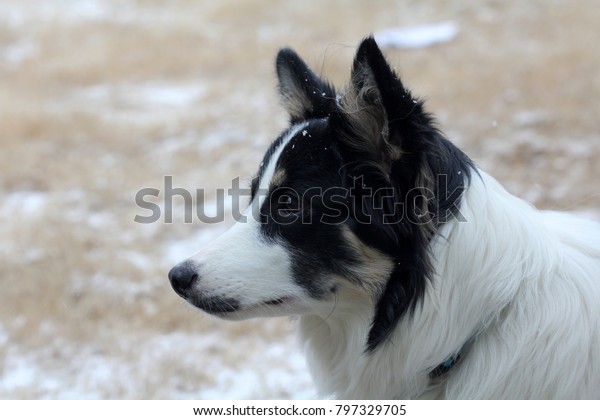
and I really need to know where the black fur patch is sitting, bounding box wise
[257,120,363,298]
[261,37,475,351]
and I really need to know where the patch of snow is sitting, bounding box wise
[36,0,114,23]
[24,248,46,262]
[120,251,154,270]
[190,337,314,399]
[375,21,459,49]
[2,39,37,64]
[156,134,197,155]
[0,353,39,390]
[0,0,113,26]
[60,193,115,231]
[563,140,594,159]
[0,325,314,398]
[145,330,314,398]
[65,0,111,21]
[197,124,249,150]
[79,82,206,109]
[2,191,48,216]
[11,316,27,329]
[69,273,157,303]
[0,339,119,398]
[133,84,206,108]
[512,110,549,128]
[71,82,207,126]
[200,367,260,399]
[87,211,115,229]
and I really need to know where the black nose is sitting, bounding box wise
[168,261,198,294]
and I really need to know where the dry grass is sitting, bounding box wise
[0,0,598,398]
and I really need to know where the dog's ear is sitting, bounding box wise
[338,36,432,165]
[339,38,436,352]
[276,48,337,123]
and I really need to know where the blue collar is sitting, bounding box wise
[429,337,474,380]
[429,352,462,379]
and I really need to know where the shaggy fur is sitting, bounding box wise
[169,37,600,399]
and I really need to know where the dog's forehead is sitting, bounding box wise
[250,118,336,207]
[258,118,331,182]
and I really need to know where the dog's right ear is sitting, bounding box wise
[276,48,336,123]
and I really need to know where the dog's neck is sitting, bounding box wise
[298,287,438,399]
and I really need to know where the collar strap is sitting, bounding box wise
[429,352,462,379]
[429,337,475,380]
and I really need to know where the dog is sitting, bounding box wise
[168,37,600,399]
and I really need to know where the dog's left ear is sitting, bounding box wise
[341,38,436,352]
[276,48,337,123]
[339,37,432,166]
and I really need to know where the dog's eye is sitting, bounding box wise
[275,191,300,218]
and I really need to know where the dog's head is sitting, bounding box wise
[169,37,471,350]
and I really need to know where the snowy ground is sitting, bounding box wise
[1,0,599,399]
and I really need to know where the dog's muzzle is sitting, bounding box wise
[168,260,243,315]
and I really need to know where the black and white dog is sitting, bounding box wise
[169,38,600,399]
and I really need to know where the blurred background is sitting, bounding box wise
[0,0,598,399]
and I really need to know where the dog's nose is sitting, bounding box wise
[168,261,198,294]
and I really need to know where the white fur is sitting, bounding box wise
[300,171,600,399]
[188,160,600,398]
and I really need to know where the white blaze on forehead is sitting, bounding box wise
[255,122,308,209]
